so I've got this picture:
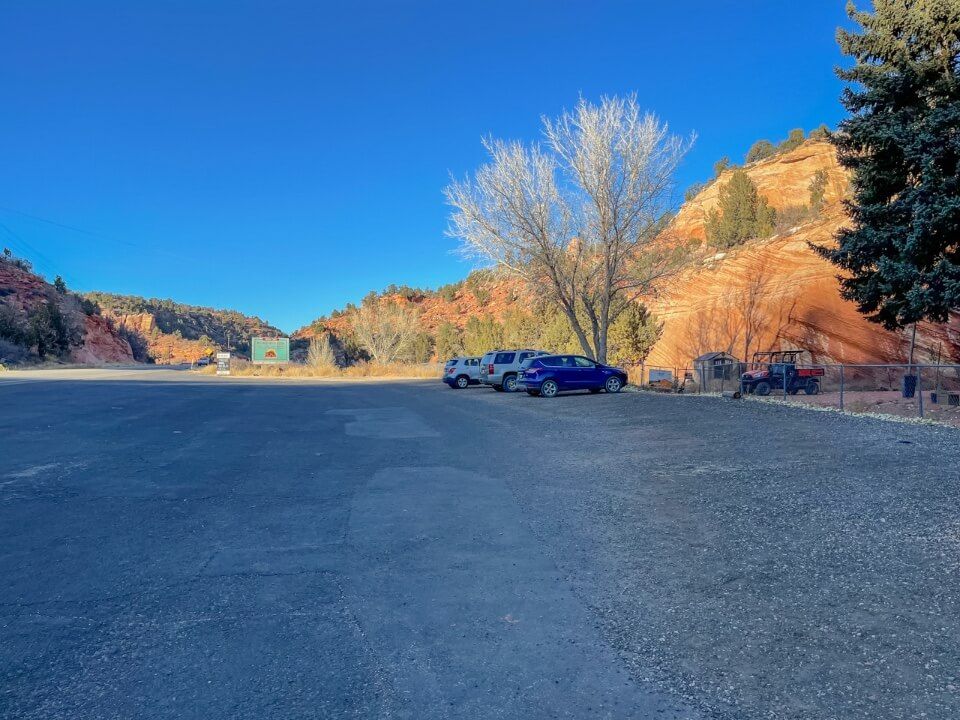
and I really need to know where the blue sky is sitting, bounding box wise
[0,1,853,332]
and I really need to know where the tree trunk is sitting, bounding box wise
[559,302,595,360]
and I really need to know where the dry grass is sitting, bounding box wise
[195,359,442,379]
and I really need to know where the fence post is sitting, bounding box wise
[918,366,924,418]
[839,364,845,413]
[720,364,725,395]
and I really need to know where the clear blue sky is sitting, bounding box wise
[0,1,854,332]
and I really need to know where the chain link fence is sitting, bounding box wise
[679,360,960,426]
[628,360,960,425]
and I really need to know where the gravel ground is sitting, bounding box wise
[470,390,960,719]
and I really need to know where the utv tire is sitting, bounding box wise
[804,379,820,396]
[604,376,623,393]
[502,374,518,393]
[754,380,772,396]
[455,375,470,389]
[540,379,559,398]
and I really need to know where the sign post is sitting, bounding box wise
[216,352,231,376]
[251,337,290,365]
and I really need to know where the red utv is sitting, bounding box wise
[740,350,824,396]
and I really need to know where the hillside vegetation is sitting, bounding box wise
[301,137,960,370]
[87,293,282,363]
[0,252,133,365]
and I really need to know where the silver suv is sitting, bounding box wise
[442,356,481,389]
[479,349,550,392]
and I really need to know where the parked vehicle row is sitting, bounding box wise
[443,348,629,398]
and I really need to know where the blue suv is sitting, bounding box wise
[517,355,628,398]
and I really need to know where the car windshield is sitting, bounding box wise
[445,359,457,367]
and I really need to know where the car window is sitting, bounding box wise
[466,358,477,366]
[574,356,595,368]
[445,359,457,367]
[542,356,567,367]
[518,351,534,362]
[494,352,516,364]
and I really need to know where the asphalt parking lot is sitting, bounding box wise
[2,368,958,719]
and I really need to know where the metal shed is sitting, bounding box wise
[694,351,741,383]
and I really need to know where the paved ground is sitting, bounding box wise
[1,368,959,719]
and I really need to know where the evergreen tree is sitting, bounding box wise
[435,321,463,360]
[809,170,828,212]
[607,304,662,365]
[745,139,776,163]
[816,1,960,329]
[713,156,731,177]
[809,124,831,140]
[684,182,707,202]
[462,316,503,355]
[705,169,776,248]
[29,300,70,358]
[53,275,67,294]
[778,128,806,153]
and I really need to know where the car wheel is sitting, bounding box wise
[804,379,820,396]
[604,376,622,393]
[755,380,771,396]
[456,375,469,389]
[502,374,518,392]
[540,379,558,398]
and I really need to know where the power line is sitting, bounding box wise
[0,221,62,280]
[0,205,187,262]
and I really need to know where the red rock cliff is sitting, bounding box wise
[646,141,960,368]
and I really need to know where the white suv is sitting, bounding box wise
[479,349,550,392]
[442,356,481,389]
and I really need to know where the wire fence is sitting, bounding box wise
[629,361,960,426]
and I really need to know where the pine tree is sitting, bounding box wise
[745,140,776,163]
[815,1,960,328]
[809,170,828,212]
[435,322,463,361]
[705,169,776,248]
[607,304,662,365]
[778,128,807,153]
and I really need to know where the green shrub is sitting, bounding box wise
[777,128,806,153]
[705,169,776,248]
[745,140,776,164]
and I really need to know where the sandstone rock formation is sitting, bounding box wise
[0,259,134,364]
[646,141,960,368]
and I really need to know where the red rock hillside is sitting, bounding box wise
[646,140,960,368]
[299,139,960,369]
[0,258,134,364]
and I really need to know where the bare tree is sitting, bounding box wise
[446,95,693,362]
[351,299,420,364]
[307,333,338,369]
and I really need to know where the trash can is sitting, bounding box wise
[902,374,917,398]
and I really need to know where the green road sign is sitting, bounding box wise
[251,337,290,364]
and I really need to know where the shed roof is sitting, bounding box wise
[693,351,738,363]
